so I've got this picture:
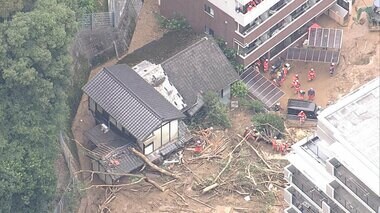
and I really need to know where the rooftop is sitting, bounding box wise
[132,60,187,111]
[318,77,380,195]
[161,37,239,110]
[82,64,185,141]
[85,124,144,180]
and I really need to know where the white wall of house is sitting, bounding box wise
[220,85,232,105]
[142,119,179,154]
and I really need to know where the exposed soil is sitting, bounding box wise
[277,13,380,110]
[71,0,380,212]
[106,109,288,213]
[118,29,202,67]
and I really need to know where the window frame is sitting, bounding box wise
[204,4,214,17]
[144,142,154,155]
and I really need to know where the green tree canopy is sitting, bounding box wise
[0,0,77,211]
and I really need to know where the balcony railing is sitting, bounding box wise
[238,0,288,35]
[331,160,380,212]
[288,166,346,213]
[236,0,265,14]
[330,181,373,213]
[287,186,320,213]
[238,0,316,57]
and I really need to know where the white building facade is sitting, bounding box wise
[284,77,380,213]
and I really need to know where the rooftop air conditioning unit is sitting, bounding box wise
[284,15,292,26]
[260,12,269,21]
[260,33,269,42]
[271,29,280,36]
[101,123,109,133]
[255,18,262,25]
[254,40,262,47]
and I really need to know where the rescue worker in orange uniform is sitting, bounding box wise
[294,80,301,94]
[329,63,335,76]
[283,66,288,78]
[298,111,307,125]
[263,59,269,73]
[308,68,316,81]
[291,74,299,88]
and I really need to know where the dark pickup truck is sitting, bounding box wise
[287,99,321,120]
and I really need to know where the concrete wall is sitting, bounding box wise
[71,0,143,68]
[160,0,237,48]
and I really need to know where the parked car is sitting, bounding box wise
[286,99,321,120]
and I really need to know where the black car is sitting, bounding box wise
[287,99,320,120]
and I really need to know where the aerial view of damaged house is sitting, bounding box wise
[82,37,239,184]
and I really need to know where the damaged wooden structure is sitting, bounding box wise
[82,64,193,184]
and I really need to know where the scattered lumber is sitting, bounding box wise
[237,134,272,170]
[202,183,219,194]
[145,177,166,192]
[185,194,216,210]
[130,148,180,179]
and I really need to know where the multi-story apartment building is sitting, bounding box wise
[159,0,351,68]
[284,77,380,213]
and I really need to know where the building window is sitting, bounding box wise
[144,142,154,155]
[204,4,214,16]
[205,26,214,36]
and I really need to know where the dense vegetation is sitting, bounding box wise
[188,92,231,129]
[0,0,77,212]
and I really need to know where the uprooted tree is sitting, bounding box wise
[190,92,231,128]
[252,113,285,138]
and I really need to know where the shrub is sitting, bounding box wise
[186,92,231,129]
[216,38,244,74]
[239,98,265,113]
[231,81,248,98]
[252,113,284,133]
[202,92,231,128]
[157,15,190,30]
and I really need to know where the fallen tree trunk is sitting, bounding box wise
[130,148,180,179]
[145,177,166,192]
[202,183,219,194]
[237,134,272,170]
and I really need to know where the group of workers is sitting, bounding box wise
[243,126,291,154]
[271,137,290,154]
[291,74,316,101]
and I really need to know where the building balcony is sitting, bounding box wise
[285,186,320,213]
[328,158,380,212]
[237,0,291,36]
[327,181,374,213]
[285,206,301,213]
[236,0,266,15]
[235,0,336,67]
[233,0,283,26]
[285,165,346,213]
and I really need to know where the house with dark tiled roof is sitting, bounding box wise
[82,64,192,184]
[133,37,240,116]
[161,37,239,115]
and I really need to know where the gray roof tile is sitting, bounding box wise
[161,37,240,108]
[83,64,184,141]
